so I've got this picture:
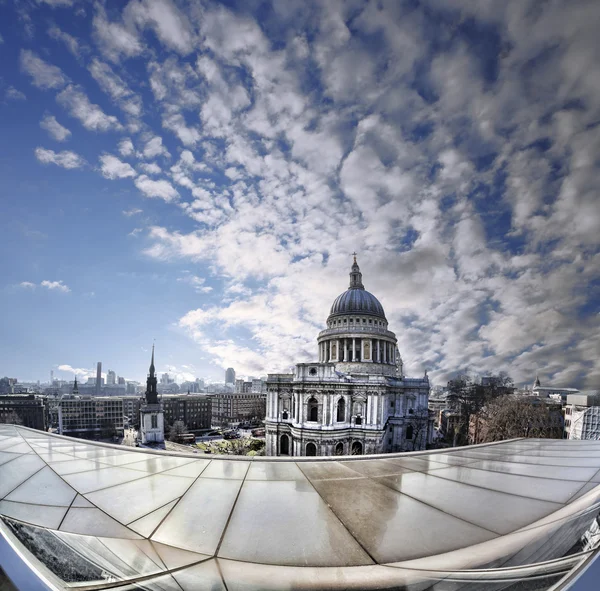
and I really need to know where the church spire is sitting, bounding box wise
[349,252,364,289]
[145,345,158,404]
[149,344,155,377]
[72,375,78,395]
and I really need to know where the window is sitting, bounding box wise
[282,410,288,420]
[307,397,318,422]
[369,319,372,323]
[409,408,414,414]
[355,416,362,425]
[336,398,345,422]
[363,319,366,323]
[335,442,344,455]
[306,442,317,456]
[309,367,317,376]
[151,414,157,428]
[406,425,414,439]
[280,434,289,455]
[351,441,363,455]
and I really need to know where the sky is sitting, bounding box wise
[0,0,599,389]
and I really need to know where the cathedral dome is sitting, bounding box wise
[328,256,386,320]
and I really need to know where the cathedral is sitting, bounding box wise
[266,256,431,456]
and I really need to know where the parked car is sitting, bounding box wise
[223,430,241,440]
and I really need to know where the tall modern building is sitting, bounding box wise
[106,370,116,386]
[225,367,236,385]
[95,362,102,396]
[266,256,431,456]
[139,345,165,445]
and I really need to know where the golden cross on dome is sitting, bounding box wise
[351,251,357,263]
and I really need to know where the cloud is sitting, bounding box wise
[57,364,93,377]
[57,85,122,131]
[99,153,137,179]
[20,50,66,89]
[35,147,85,169]
[177,272,213,293]
[41,280,70,293]
[122,207,142,217]
[92,5,143,62]
[47,25,81,57]
[40,115,71,141]
[118,137,135,157]
[88,58,142,117]
[139,162,162,175]
[142,135,170,159]
[125,0,195,55]
[134,175,179,202]
[5,87,26,101]
[19,282,36,289]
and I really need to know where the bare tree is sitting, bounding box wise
[0,411,23,425]
[477,397,563,442]
[406,408,431,451]
[168,420,188,442]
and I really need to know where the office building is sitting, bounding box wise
[210,391,266,427]
[0,394,47,430]
[161,394,212,431]
[106,370,116,386]
[225,368,236,385]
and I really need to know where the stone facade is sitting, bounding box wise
[266,258,431,457]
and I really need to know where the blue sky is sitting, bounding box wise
[0,0,599,388]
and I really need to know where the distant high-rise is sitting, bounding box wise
[106,370,116,386]
[225,368,236,385]
[96,362,102,395]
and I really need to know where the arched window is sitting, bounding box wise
[335,442,344,455]
[355,415,363,425]
[351,441,363,455]
[306,442,317,456]
[280,434,289,455]
[336,397,345,422]
[307,397,318,422]
[282,410,288,420]
[406,425,414,439]
[364,342,370,360]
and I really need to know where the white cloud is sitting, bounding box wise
[19,282,36,289]
[57,364,93,377]
[47,26,81,57]
[35,147,85,169]
[177,272,213,293]
[88,58,142,117]
[134,176,179,202]
[40,115,71,141]
[41,280,70,293]
[5,87,26,101]
[118,138,135,157]
[20,50,66,89]
[122,207,142,216]
[125,0,195,54]
[142,135,170,159]
[57,85,122,131]
[93,5,143,62]
[139,162,162,175]
[99,154,137,179]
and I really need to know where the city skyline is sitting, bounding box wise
[1,1,599,389]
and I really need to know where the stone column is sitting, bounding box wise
[352,338,356,362]
[336,339,341,362]
[383,341,387,363]
[376,340,380,363]
[344,339,348,362]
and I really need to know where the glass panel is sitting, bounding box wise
[161,460,210,478]
[0,501,67,528]
[52,459,105,475]
[152,541,212,570]
[59,508,142,539]
[308,477,496,563]
[297,461,363,480]
[6,466,77,506]
[172,558,226,591]
[0,454,45,498]
[430,466,588,503]
[152,478,243,555]
[35,451,79,463]
[129,499,179,536]
[71,494,94,508]
[218,480,372,566]
[86,473,194,524]
[125,457,198,474]
[62,466,150,494]
[375,471,562,534]
[339,459,413,478]
[246,462,307,481]
[199,460,249,480]
[95,452,154,467]
[467,459,598,481]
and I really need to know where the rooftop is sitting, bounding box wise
[1,425,600,589]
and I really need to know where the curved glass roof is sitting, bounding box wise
[1,424,600,590]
